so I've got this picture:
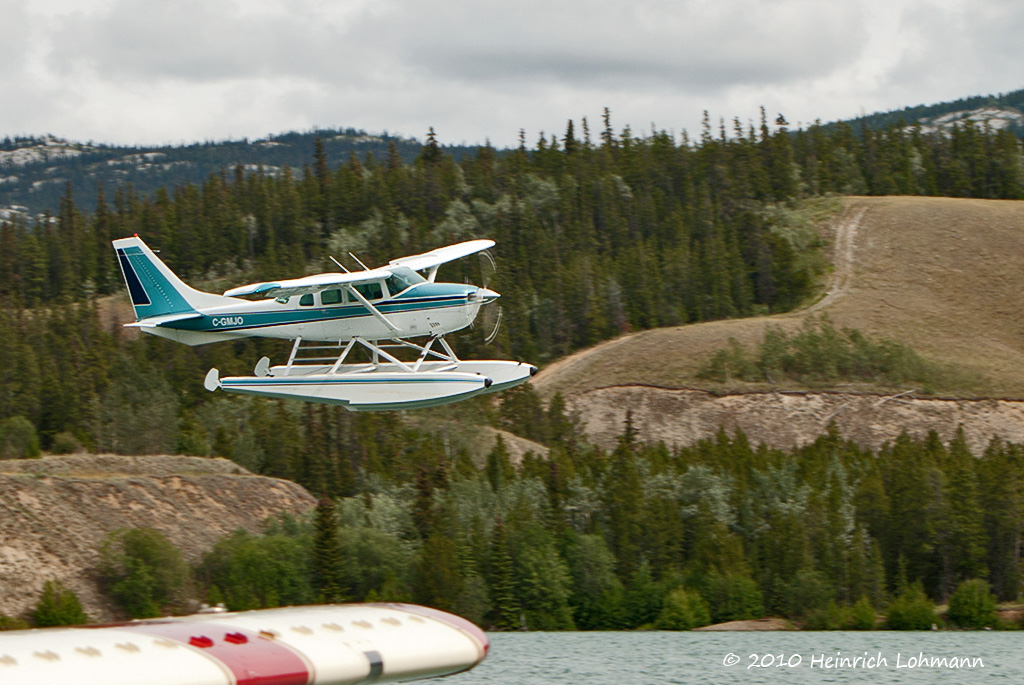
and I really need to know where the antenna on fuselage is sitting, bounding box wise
[329,256,351,273]
[349,253,371,271]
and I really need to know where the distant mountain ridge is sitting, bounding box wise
[841,88,1024,135]
[0,128,481,217]
[3,88,1023,217]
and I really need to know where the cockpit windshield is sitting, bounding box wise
[385,267,426,296]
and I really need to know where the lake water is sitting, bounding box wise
[444,631,1023,683]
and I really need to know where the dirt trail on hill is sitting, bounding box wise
[804,205,865,314]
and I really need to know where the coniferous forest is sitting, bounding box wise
[2,109,1024,629]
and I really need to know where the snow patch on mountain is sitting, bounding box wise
[915,107,1024,134]
[0,136,95,167]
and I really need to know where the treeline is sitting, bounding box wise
[8,419,1018,630]
[216,415,1024,628]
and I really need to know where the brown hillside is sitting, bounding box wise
[0,455,315,622]
[532,197,1024,449]
[536,196,1024,398]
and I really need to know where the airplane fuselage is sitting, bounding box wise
[144,282,486,346]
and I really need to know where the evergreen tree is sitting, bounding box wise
[312,496,347,603]
[488,518,520,630]
[32,580,89,627]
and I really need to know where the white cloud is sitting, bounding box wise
[884,0,1024,101]
[363,0,866,92]
[1,0,1021,148]
[0,2,29,68]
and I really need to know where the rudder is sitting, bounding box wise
[113,236,225,320]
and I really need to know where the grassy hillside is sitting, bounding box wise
[534,196,1024,399]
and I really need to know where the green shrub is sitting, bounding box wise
[702,573,764,623]
[947,579,998,629]
[886,583,936,630]
[697,338,757,383]
[32,580,89,627]
[696,315,977,392]
[0,614,29,631]
[99,528,192,618]
[655,588,711,630]
[51,431,83,455]
[196,530,313,611]
[805,599,848,630]
[779,568,832,617]
[846,596,878,630]
[0,416,40,459]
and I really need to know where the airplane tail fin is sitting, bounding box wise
[113,236,230,321]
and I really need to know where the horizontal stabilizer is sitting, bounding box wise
[204,368,221,392]
[124,311,203,328]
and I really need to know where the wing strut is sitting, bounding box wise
[344,285,401,333]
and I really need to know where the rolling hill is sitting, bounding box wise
[532,196,1024,451]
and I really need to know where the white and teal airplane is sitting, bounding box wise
[114,236,535,410]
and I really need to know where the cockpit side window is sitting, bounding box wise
[354,281,384,301]
[321,288,343,305]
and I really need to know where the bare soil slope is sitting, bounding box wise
[533,197,1024,450]
[0,455,315,622]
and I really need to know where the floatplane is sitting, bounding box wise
[113,236,535,410]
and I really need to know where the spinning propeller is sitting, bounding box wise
[474,249,503,345]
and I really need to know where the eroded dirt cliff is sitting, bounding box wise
[570,386,1024,454]
[0,454,315,622]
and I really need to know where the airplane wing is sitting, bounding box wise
[225,239,495,298]
[224,267,393,299]
[389,239,495,273]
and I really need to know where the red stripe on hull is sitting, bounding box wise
[122,622,311,685]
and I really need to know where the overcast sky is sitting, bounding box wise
[2,0,1022,148]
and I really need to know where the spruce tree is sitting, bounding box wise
[312,496,347,603]
[488,518,520,630]
[32,580,89,627]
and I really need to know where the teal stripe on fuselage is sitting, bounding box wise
[167,291,471,333]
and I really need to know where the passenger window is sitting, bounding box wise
[321,289,343,305]
[299,293,314,306]
[354,282,383,301]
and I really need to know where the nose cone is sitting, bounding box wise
[474,287,500,304]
